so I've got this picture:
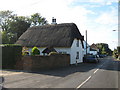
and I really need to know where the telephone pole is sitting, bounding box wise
[86,30,87,55]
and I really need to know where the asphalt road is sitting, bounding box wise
[1,56,120,89]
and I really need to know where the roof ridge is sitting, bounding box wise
[28,23,76,30]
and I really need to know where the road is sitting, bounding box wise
[1,56,120,89]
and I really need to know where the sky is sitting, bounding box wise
[0,0,118,50]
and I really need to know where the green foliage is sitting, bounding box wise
[22,51,29,56]
[101,47,107,54]
[96,43,112,55]
[30,13,47,26]
[8,17,31,38]
[113,49,118,58]
[2,31,17,44]
[117,46,120,55]
[31,47,40,56]
[0,44,21,46]
[22,47,29,56]
[2,31,9,44]
[1,44,22,69]
[0,10,13,31]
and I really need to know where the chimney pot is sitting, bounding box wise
[51,17,57,25]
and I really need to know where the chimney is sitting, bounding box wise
[51,17,57,25]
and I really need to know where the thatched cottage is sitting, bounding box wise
[16,23,84,64]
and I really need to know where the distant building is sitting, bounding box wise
[90,43,99,55]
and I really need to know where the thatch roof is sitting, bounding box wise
[16,23,84,47]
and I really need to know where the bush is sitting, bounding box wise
[1,44,22,69]
[22,51,29,56]
[49,52,58,56]
[22,47,29,56]
[31,46,40,56]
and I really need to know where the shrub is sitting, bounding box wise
[22,51,29,56]
[22,47,29,56]
[31,46,40,56]
[49,52,58,56]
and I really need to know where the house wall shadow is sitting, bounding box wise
[29,63,99,77]
[28,57,120,77]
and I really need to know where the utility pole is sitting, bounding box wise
[86,30,87,55]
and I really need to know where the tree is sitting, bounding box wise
[0,10,48,44]
[96,43,112,55]
[2,31,17,44]
[113,49,118,58]
[0,10,13,31]
[0,11,30,43]
[2,31,9,44]
[30,13,47,26]
[101,47,106,54]
[8,16,30,39]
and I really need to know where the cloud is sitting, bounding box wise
[71,0,118,6]
[95,7,118,25]
[95,13,118,25]
[12,0,94,32]
[89,0,118,4]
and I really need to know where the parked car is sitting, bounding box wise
[83,55,99,63]
[99,54,106,58]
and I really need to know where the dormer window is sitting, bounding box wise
[76,39,79,47]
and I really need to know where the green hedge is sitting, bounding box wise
[1,44,22,69]
[117,46,120,55]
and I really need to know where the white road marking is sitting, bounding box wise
[94,69,99,74]
[76,76,91,89]
[76,60,110,89]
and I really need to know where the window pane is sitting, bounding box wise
[76,52,79,59]
[76,40,79,47]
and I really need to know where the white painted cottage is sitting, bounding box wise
[16,23,84,64]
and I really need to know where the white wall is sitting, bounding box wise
[70,39,84,64]
[89,51,97,55]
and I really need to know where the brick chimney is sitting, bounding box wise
[51,17,57,25]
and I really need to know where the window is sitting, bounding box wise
[76,40,79,47]
[76,52,79,59]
